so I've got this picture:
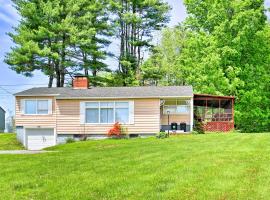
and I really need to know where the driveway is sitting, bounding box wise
[0,150,55,154]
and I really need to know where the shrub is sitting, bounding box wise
[156,131,169,139]
[66,138,75,143]
[194,119,205,134]
[107,122,128,138]
[191,130,199,134]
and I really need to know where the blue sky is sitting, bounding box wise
[0,0,269,116]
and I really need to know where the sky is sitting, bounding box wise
[0,0,269,117]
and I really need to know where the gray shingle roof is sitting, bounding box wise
[14,86,193,99]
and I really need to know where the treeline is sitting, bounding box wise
[6,0,270,132]
[142,0,270,132]
[5,0,170,87]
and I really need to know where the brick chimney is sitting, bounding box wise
[72,75,89,89]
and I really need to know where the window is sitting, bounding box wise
[163,99,190,114]
[25,100,37,114]
[37,100,49,114]
[84,101,131,124]
[85,102,99,123]
[24,100,50,114]
[115,102,129,123]
[100,102,114,123]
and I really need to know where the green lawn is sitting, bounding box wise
[1,133,270,199]
[0,133,24,150]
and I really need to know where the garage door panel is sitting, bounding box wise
[26,128,55,150]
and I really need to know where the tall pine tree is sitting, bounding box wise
[71,0,113,86]
[111,0,170,86]
[5,0,112,87]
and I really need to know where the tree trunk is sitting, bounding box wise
[48,75,53,88]
[60,72,65,87]
[55,61,61,87]
[59,32,66,87]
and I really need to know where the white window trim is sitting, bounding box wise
[22,99,52,115]
[81,100,134,125]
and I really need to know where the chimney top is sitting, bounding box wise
[72,75,89,89]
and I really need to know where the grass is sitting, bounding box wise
[0,133,270,199]
[0,133,24,150]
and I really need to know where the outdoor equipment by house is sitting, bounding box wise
[180,122,187,132]
[171,122,177,131]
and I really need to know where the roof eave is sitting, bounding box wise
[55,96,193,100]
[14,94,59,97]
[194,93,235,99]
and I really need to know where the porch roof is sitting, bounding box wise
[194,94,235,99]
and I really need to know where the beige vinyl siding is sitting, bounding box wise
[15,96,56,128]
[55,99,160,135]
[160,114,190,125]
[160,105,191,125]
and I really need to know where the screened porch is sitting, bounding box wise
[193,94,234,132]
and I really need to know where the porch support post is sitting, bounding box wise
[232,98,234,125]
[190,97,193,132]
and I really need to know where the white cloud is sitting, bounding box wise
[0,12,15,25]
[0,0,20,25]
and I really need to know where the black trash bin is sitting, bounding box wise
[171,122,177,131]
[180,122,187,132]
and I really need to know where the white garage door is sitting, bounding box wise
[26,128,55,150]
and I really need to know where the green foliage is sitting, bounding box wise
[66,138,75,143]
[156,131,169,139]
[235,90,270,132]
[6,0,170,87]
[144,0,270,132]
[72,0,113,86]
[0,134,24,150]
[141,27,187,86]
[112,0,171,86]
[194,120,205,134]
[141,47,165,86]
[6,0,112,87]
[182,0,270,132]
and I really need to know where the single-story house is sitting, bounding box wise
[0,106,5,132]
[14,76,234,150]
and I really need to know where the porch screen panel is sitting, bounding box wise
[220,100,232,121]
[194,100,206,121]
[206,100,219,121]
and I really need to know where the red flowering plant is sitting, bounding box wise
[107,122,128,138]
